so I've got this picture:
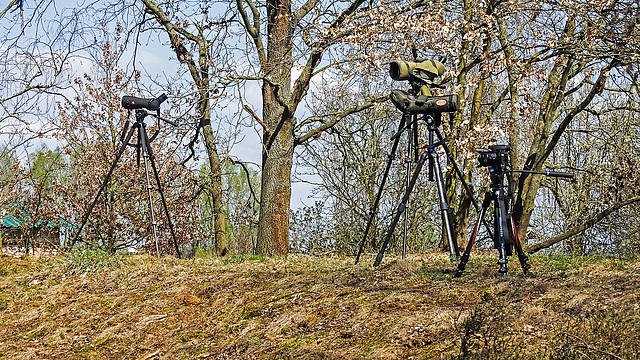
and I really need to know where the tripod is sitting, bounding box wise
[72,95,181,257]
[355,89,492,267]
[455,144,574,276]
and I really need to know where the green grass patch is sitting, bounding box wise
[62,247,123,274]
[221,253,267,265]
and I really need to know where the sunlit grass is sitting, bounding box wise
[0,251,638,359]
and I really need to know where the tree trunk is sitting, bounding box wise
[513,17,576,244]
[255,121,293,256]
[449,0,491,249]
[202,123,227,256]
[255,0,294,256]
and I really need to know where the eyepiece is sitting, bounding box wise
[389,61,411,81]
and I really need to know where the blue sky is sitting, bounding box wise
[0,0,318,210]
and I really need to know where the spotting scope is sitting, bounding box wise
[389,59,445,81]
[121,93,168,111]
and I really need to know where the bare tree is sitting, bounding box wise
[0,1,93,150]
[135,0,386,256]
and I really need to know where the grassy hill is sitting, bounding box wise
[1,250,639,359]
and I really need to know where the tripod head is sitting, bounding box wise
[477,144,510,172]
[477,144,575,188]
[477,145,512,193]
[119,93,178,167]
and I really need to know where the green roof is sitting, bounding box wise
[2,213,72,228]
[2,214,21,227]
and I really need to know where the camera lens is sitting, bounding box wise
[478,151,497,167]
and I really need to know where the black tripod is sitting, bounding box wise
[455,145,574,276]
[355,88,492,267]
[72,94,181,257]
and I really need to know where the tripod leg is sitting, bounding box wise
[141,125,182,258]
[71,124,138,246]
[139,125,161,257]
[374,150,429,267]
[403,115,418,259]
[434,128,494,240]
[494,193,510,275]
[428,144,459,259]
[355,114,409,264]
[456,192,491,277]
[511,217,531,273]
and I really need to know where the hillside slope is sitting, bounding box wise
[1,251,639,359]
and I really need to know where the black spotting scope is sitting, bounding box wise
[121,93,168,111]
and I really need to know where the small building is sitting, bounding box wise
[1,214,23,245]
[1,213,65,247]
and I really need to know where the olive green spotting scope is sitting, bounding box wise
[389,59,445,82]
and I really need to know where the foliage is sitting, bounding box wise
[0,144,69,252]
[221,161,261,254]
[290,201,333,254]
[0,147,21,218]
[196,161,260,254]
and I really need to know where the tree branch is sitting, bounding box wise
[295,94,388,144]
[538,58,619,167]
[527,196,640,254]
[236,0,266,65]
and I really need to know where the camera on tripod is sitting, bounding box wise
[455,144,575,276]
[477,145,510,169]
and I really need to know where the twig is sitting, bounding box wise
[243,105,270,134]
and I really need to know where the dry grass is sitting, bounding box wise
[1,250,639,359]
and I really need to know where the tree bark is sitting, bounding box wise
[202,124,227,256]
[448,0,492,249]
[255,0,294,256]
[513,17,577,244]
